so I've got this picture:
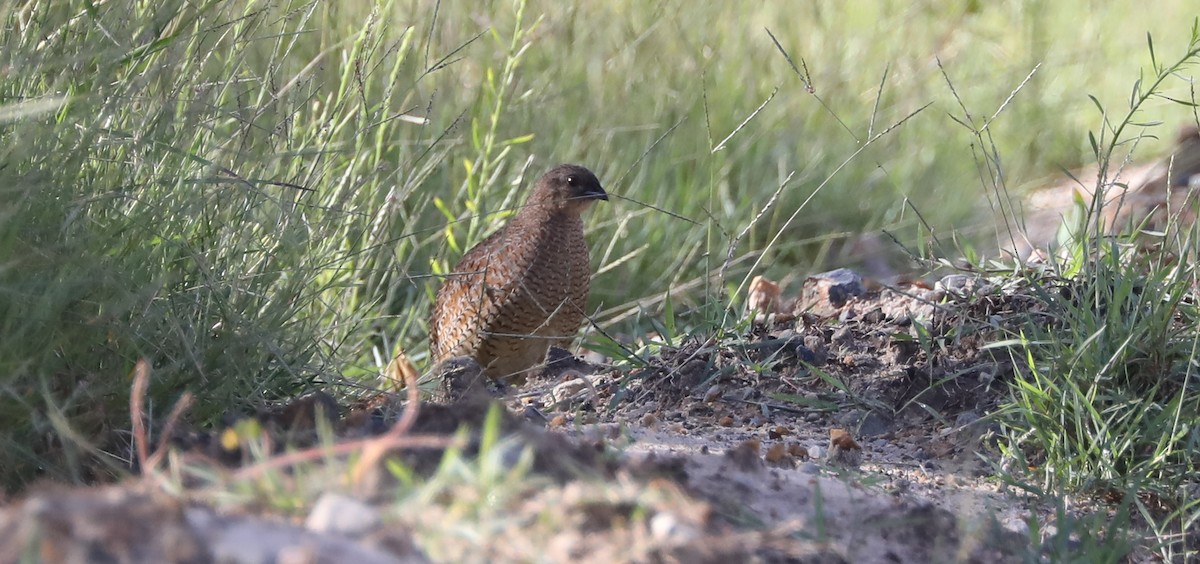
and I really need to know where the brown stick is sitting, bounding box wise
[129,359,151,470]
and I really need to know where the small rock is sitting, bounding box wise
[747,275,783,315]
[428,356,487,404]
[598,423,622,440]
[1001,515,1031,536]
[523,405,548,425]
[936,274,971,293]
[725,438,763,472]
[817,268,866,307]
[580,349,608,365]
[859,411,893,437]
[838,409,864,428]
[803,335,828,364]
[955,410,981,427]
[795,268,866,317]
[752,332,817,364]
[546,376,592,406]
[936,273,994,298]
[862,307,886,324]
[730,386,756,402]
[196,507,411,564]
[787,443,809,460]
[650,511,699,543]
[764,443,792,467]
[826,428,863,468]
[919,287,944,302]
[306,493,380,537]
[831,326,853,345]
[838,409,892,437]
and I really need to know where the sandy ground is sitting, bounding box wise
[0,270,1163,562]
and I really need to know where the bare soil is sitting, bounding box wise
[0,270,1137,563]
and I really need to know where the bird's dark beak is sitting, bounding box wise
[587,186,609,201]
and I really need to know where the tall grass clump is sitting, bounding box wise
[0,0,462,489]
[992,28,1200,559]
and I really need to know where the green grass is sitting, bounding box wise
[978,28,1200,559]
[4,4,1200,558]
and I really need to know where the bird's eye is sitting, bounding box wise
[566,175,578,186]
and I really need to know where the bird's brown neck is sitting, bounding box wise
[509,203,581,234]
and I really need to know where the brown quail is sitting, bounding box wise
[429,164,607,382]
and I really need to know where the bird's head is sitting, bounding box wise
[528,164,608,214]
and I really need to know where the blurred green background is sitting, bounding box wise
[0,0,1196,488]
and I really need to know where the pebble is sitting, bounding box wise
[548,377,591,405]
[815,268,866,307]
[831,326,852,345]
[954,410,981,428]
[197,506,405,564]
[305,492,381,536]
[650,512,699,543]
[858,411,893,437]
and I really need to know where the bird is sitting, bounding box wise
[429,164,608,382]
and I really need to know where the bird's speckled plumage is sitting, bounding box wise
[430,164,607,381]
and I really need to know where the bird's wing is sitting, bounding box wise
[430,226,530,358]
